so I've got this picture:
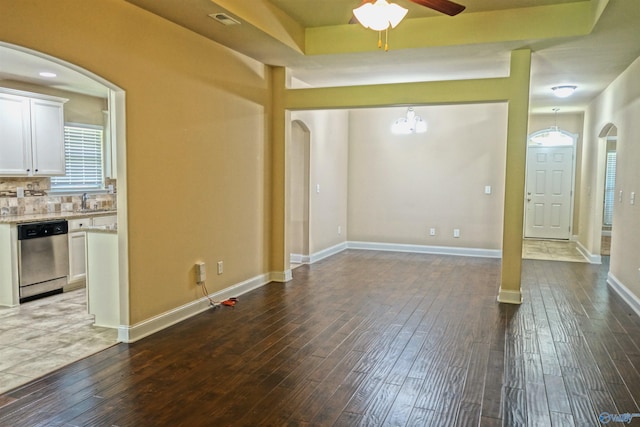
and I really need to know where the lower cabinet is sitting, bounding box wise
[68,230,87,284]
[67,215,117,285]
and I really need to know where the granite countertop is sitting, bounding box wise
[0,210,117,225]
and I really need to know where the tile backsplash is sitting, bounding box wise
[0,177,117,216]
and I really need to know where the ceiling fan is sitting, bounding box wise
[350,0,465,24]
[350,0,465,50]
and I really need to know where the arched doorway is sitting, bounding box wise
[288,120,310,265]
[0,43,128,331]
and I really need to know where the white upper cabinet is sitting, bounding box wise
[0,92,31,175]
[0,88,68,177]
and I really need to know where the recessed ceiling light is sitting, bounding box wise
[39,71,57,78]
[551,85,577,98]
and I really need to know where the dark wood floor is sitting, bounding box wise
[1,250,639,426]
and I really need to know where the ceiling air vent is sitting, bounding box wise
[208,13,241,26]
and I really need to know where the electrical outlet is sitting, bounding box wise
[196,262,206,283]
[16,187,24,198]
[453,228,460,238]
[217,261,223,275]
[429,228,436,236]
[338,225,342,235]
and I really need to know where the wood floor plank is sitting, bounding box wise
[544,374,572,414]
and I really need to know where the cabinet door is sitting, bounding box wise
[0,93,31,176]
[30,98,66,176]
[68,231,87,284]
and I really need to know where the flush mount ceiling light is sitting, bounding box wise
[39,71,57,78]
[392,107,427,135]
[551,85,577,98]
[353,0,408,51]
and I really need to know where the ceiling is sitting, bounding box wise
[2,0,639,114]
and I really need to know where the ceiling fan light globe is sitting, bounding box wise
[353,0,407,31]
[387,3,408,28]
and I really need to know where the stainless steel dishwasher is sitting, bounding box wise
[17,220,69,303]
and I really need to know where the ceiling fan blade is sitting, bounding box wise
[408,0,465,16]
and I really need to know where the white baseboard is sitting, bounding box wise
[290,253,311,264]
[118,272,271,343]
[309,242,348,263]
[270,269,292,283]
[576,240,602,264]
[497,287,523,305]
[347,241,502,259]
[607,272,640,319]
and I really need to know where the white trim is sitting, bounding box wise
[290,253,311,264]
[310,242,349,263]
[607,272,640,319]
[347,241,502,258]
[497,287,523,305]
[576,240,602,264]
[271,270,293,283]
[117,273,271,343]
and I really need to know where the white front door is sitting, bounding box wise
[524,146,574,239]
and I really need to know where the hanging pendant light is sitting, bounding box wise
[531,108,573,146]
[392,108,428,134]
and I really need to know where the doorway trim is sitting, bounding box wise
[524,128,578,240]
[288,119,311,265]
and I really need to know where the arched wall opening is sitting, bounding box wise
[288,119,311,264]
[0,42,129,335]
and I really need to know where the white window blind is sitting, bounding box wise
[603,151,617,226]
[51,124,104,191]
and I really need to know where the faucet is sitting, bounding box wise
[81,193,89,210]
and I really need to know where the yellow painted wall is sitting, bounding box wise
[0,0,273,323]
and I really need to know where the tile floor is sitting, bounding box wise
[0,289,118,394]
[522,238,588,262]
